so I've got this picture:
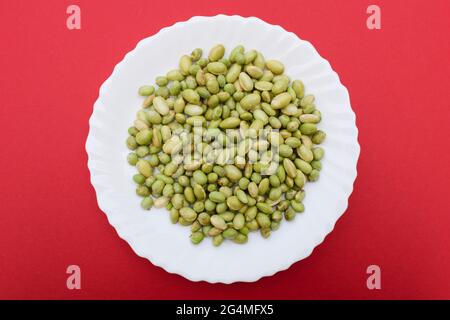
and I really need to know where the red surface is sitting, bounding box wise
[0,0,449,300]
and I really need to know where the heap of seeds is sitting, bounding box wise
[126,45,326,246]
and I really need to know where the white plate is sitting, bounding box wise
[86,15,360,283]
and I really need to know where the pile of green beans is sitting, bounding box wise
[126,45,326,245]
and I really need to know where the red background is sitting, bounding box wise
[0,0,449,299]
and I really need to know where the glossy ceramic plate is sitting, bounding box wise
[86,15,360,283]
